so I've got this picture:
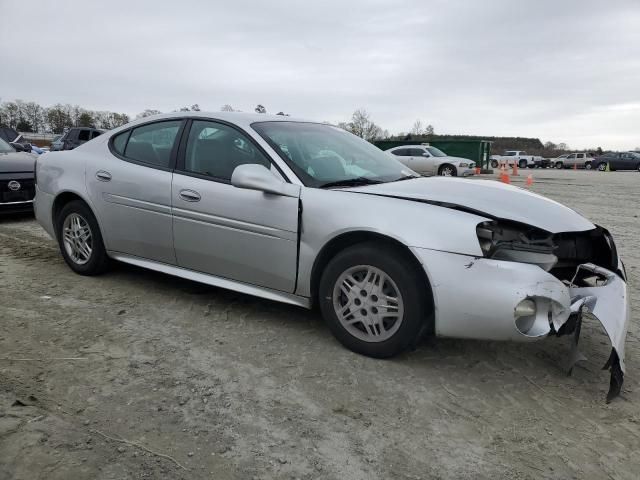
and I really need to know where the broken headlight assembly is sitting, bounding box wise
[476,221,558,271]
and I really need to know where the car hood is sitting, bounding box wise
[442,156,473,165]
[342,177,595,233]
[0,151,37,173]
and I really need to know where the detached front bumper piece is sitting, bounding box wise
[413,249,630,402]
[566,263,629,402]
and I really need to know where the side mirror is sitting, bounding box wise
[422,153,430,157]
[231,164,300,198]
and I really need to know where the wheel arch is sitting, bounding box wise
[437,163,457,176]
[51,191,105,243]
[309,230,435,333]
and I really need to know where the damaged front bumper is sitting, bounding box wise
[412,248,630,401]
[564,262,629,402]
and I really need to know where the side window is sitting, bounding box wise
[392,148,409,156]
[410,148,425,156]
[78,130,91,141]
[567,154,576,159]
[112,130,129,155]
[183,120,271,181]
[91,130,102,139]
[123,121,181,168]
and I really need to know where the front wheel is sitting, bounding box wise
[438,164,457,176]
[518,159,527,169]
[597,162,607,171]
[490,160,499,168]
[555,162,563,169]
[55,200,110,275]
[318,243,431,358]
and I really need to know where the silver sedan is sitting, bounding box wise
[34,112,629,400]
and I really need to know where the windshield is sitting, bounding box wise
[0,138,15,154]
[425,146,446,157]
[252,122,415,187]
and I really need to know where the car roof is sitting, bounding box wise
[121,111,313,131]
[387,145,426,150]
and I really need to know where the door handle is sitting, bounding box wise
[96,170,112,182]
[179,189,201,202]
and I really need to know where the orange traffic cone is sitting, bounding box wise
[500,169,511,184]
[525,174,533,187]
[573,162,577,171]
[475,166,481,175]
[512,162,519,176]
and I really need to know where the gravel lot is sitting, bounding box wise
[1,169,638,480]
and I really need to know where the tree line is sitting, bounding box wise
[0,99,130,134]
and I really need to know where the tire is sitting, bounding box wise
[555,162,563,169]
[490,160,499,168]
[438,164,457,176]
[55,200,110,275]
[597,162,607,171]
[637,163,640,172]
[518,159,527,169]
[318,242,431,358]
[585,162,592,170]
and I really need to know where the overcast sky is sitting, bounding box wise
[2,0,639,149]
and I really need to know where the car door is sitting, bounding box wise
[565,153,576,167]
[86,119,184,264]
[407,148,435,175]
[389,148,411,169]
[619,153,635,170]
[171,119,300,293]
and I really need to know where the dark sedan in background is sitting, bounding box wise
[0,137,36,214]
[594,151,640,171]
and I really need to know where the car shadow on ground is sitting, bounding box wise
[107,259,610,400]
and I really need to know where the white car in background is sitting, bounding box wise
[386,144,475,177]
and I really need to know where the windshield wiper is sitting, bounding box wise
[391,175,419,182]
[319,177,384,189]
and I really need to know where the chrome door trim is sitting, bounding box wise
[171,206,297,241]
[109,251,311,308]
[102,193,172,215]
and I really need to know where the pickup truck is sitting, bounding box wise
[490,150,544,169]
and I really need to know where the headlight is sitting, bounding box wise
[476,221,558,271]
[459,162,469,167]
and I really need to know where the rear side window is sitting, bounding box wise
[120,121,182,168]
[112,131,129,155]
[391,148,409,156]
[78,130,91,141]
[91,130,102,139]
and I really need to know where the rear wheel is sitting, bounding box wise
[555,162,563,169]
[55,200,109,275]
[318,243,430,358]
[518,159,527,169]
[438,164,457,176]
[597,162,607,171]
[585,162,592,170]
[490,160,499,168]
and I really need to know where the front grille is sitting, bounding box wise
[0,178,35,203]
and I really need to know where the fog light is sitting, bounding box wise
[515,299,536,318]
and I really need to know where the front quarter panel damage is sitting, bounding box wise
[567,263,629,402]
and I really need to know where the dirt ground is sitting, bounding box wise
[1,168,639,480]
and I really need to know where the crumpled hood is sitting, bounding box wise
[0,151,37,173]
[343,177,595,233]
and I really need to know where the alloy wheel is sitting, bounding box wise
[62,213,93,265]
[440,166,454,176]
[332,265,404,343]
